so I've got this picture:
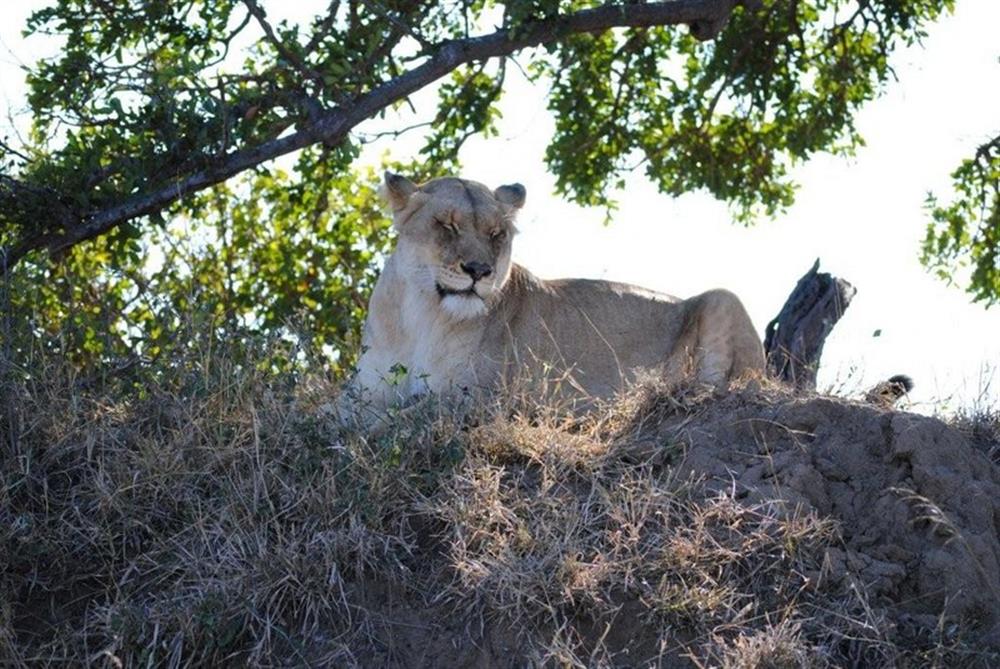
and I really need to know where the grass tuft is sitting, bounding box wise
[2,337,998,667]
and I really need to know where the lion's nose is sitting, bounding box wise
[460,261,493,281]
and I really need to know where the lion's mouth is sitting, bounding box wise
[436,283,480,299]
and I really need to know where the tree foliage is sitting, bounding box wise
[3,152,398,378]
[923,136,1000,305]
[0,0,993,377]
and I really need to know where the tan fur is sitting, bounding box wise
[351,173,765,413]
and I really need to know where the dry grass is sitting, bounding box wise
[2,338,997,667]
[951,410,1000,466]
[937,364,999,465]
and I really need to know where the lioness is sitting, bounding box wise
[350,172,764,414]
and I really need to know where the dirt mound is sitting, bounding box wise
[6,366,1000,668]
[645,386,1000,641]
[339,385,1000,667]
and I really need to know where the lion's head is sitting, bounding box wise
[382,172,526,319]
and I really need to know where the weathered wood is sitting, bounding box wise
[764,259,856,389]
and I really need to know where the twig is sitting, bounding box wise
[359,0,434,51]
[0,137,31,163]
[242,0,327,90]
[356,120,434,143]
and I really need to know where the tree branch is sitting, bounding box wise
[358,0,434,51]
[242,0,327,89]
[6,0,751,269]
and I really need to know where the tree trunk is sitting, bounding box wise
[764,259,856,389]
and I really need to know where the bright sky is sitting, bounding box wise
[2,2,998,413]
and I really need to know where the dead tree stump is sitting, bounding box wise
[764,259,856,390]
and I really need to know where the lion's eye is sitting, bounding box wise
[491,229,507,241]
[436,218,459,235]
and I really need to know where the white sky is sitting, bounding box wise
[2,1,998,413]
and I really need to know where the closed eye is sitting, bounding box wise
[491,228,507,241]
[435,218,459,235]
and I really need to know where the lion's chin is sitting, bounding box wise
[439,292,488,320]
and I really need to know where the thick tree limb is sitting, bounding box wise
[764,259,856,389]
[5,0,753,270]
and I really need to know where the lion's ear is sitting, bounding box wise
[494,183,526,209]
[382,171,418,210]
